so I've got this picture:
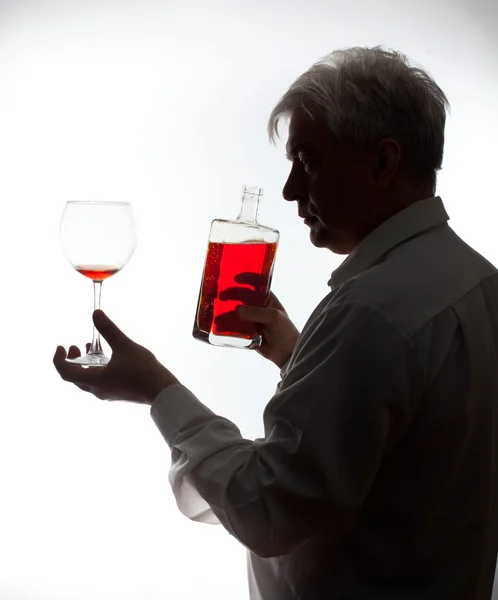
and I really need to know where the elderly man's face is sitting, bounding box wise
[283,107,395,254]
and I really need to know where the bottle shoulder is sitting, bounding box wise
[208,219,279,244]
[211,218,279,234]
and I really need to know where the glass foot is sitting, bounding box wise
[66,352,110,368]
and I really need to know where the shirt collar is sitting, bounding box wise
[328,196,450,289]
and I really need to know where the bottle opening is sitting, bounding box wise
[243,185,264,197]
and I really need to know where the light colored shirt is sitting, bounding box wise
[151,196,498,599]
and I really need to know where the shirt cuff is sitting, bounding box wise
[150,383,216,447]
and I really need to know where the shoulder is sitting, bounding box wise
[330,226,497,340]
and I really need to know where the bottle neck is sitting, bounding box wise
[236,187,262,223]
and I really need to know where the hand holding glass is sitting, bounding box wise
[60,201,137,367]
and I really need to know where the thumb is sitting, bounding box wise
[92,310,131,349]
[236,305,280,324]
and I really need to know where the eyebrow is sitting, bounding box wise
[285,142,312,160]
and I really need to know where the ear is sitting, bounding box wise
[373,138,401,188]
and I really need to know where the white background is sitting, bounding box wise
[0,0,497,598]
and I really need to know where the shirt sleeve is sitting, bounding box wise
[150,299,425,558]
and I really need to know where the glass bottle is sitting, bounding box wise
[193,186,279,349]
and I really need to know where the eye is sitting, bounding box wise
[299,156,316,173]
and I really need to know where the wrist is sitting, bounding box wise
[142,365,179,405]
[273,351,293,370]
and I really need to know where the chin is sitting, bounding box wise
[308,227,329,249]
[309,227,350,254]
[328,244,351,255]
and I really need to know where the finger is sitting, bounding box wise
[234,272,265,289]
[236,305,281,324]
[54,346,67,363]
[67,345,81,360]
[267,292,286,313]
[53,347,95,386]
[86,343,91,353]
[93,310,131,350]
[219,286,262,304]
[214,310,258,336]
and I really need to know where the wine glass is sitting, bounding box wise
[60,201,137,367]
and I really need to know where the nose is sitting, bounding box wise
[282,164,307,203]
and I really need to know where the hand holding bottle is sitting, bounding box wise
[216,273,300,369]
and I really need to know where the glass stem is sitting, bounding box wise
[89,280,103,355]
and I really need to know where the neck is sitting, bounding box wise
[376,183,434,224]
[350,186,435,253]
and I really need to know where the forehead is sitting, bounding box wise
[285,107,331,153]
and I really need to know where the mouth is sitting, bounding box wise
[303,216,318,225]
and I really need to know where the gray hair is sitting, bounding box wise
[268,46,451,194]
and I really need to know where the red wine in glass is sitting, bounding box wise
[75,265,120,281]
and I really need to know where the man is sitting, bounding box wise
[54,46,498,599]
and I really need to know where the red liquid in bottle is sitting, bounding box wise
[194,241,277,342]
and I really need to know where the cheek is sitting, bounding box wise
[309,176,353,225]
[309,173,338,215]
